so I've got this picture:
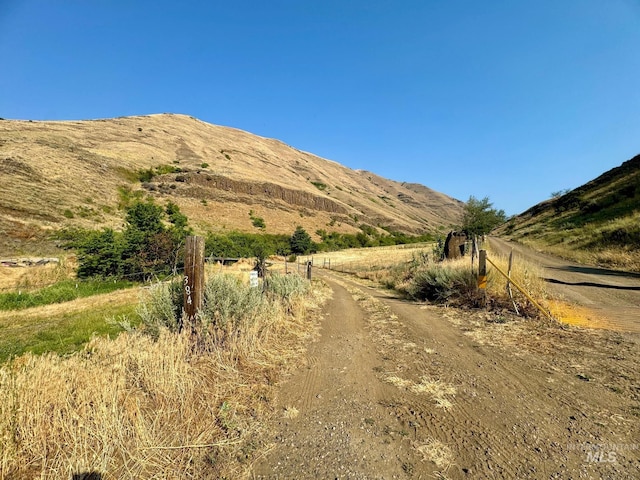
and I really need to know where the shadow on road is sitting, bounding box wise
[546,265,640,279]
[544,277,640,291]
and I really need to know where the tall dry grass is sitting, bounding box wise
[0,258,77,292]
[354,249,550,316]
[0,273,328,479]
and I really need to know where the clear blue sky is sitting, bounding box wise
[2,0,639,216]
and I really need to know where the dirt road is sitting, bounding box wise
[488,237,640,333]
[252,271,640,479]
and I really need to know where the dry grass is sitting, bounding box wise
[305,242,434,272]
[414,438,454,470]
[0,258,76,292]
[384,375,456,409]
[0,276,330,479]
[483,252,549,314]
[0,115,462,256]
[520,236,640,273]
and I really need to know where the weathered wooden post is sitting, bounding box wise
[183,235,205,333]
[306,261,312,280]
[478,249,487,307]
[507,249,519,314]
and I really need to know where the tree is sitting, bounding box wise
[74,228,124,278]
[290,226,313,254]
[461,196,506,237]
[68,200,191,280]
[125,201,165,234]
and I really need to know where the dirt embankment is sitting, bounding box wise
[252,271,640,479]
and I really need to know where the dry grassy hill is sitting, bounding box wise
[0,114,463,255]
[496,154,640,271]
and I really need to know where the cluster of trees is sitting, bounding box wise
[206,225,434,260]
[60,200,192,280]
[315,227,433,251]
[62,194,506,280]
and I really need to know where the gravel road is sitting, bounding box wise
[252,270,640,479]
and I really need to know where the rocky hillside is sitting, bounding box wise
[0,114,463,255]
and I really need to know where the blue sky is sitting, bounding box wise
[1,0,639,216]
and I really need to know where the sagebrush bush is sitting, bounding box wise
[263,273,310,300]
[201,274,266,329]
[405,262,478,305]
[138,279,182,337]
[139,273,311,346]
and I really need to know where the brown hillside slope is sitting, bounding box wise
[496,154,640,271]
[0,114,462,254]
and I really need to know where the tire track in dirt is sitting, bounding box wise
[324,272,640,479]
[253,271,640,479]
[252,276,444,479]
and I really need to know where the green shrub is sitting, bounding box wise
[264,273,309,301]
[138,280,183,337]
[251,216,266,229]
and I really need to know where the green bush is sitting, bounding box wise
[60,200,191,280]
[138,279,183,337]
[252,216,266,229]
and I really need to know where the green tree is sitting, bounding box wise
[74,228,125,278]
[125,201,165,235]
[290,226,313,254]
[68,200,191,280]
[461,196,506,236]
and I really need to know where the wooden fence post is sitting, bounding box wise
[507,249,519,315]
[306,261,312,280]
[183,235,205,333]
[478,249,487,307]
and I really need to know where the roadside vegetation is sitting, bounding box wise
[327,197,549,317]
[0,278,135,311]
[0,272,328,479]
[349,249,547,317]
